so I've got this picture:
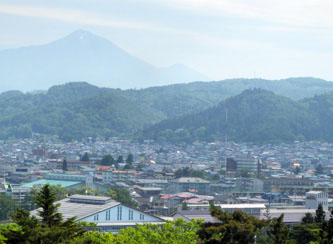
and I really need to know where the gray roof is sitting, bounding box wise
[174,210,220,223]
[31,195,120,221]
[260,209,330,223]
[172,177,209,183]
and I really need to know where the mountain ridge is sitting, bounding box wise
[0,30,209,92]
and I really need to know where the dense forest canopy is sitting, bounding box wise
[0,77,333,142]
[143,88,333,143]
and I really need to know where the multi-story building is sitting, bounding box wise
[219,203,266,216]
[102,170,137,183]
[170,177,211,194]
[226,157,259,173]
[236,178,264,192]
[306,191,328,210]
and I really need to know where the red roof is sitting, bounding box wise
[160,194,192,199]
[96,166,110,171]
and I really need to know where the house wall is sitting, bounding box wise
[80,204,161,223]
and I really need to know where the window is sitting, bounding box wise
[140,213,145,220]
[94,214,99,221]
[106,209,111,221]
[129,209,133,220]
[117,206,123,220]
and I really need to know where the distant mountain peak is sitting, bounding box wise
[0,30,209,91]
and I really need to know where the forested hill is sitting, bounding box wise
[142,88,333,143]
[0,77,333,141]
[0,83,165,140]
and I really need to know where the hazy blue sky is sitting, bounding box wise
[1,0,333,81]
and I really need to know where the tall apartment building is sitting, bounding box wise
[306,191,328,210]
[226,157,259,173]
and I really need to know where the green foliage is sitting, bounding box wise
[72,231,115,244]
[198,204,268,244]
[105,187,137,208]
[2,184,86,244]
[0,194,16,221]
[290,223,321,244]
[315,204,326,223]
[267,214,290,244]
[144,89,315,143]
[81,152,90,161]
[73,219,199,244]
[126,153,134,164]
[239,168,252,178]
[62,159,68,171]
[175,167,212,180]
[1,78,333,141]
[35,184,62,227]
[100,154,115,166]
[302,213,315,224]
[117,156,124,164]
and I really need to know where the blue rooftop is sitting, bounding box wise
[21,179,82,188]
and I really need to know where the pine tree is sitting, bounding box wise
[62,159,68,171]
[81,152,90,161]
[315,203,326,223]
[117,155,124,164]
[267,214,290,244]
[100,154,114,166]
[5,185,86,243]
[302,212,314,224]
[126,153,134,164]
[35,184,62,227]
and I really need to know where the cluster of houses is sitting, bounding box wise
[2,136,333,232]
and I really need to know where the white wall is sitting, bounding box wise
[81,204,161,223]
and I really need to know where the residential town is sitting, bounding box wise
[1,134,333,232]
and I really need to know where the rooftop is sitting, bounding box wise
[220,204,266,209]
[21,179,82,188]
[172,177,209,183]
[31,195,119,221]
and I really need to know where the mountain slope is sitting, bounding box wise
[0,30,208,92]
[0,78,333,141]
[0,82,165,140]
[142,89,315,143]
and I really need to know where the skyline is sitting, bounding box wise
[1,0,333,82]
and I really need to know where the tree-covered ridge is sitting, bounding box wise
[0,77,333,140]
[143,88,333,143]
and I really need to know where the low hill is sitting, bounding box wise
[0,78,333,141]
[142,89,314,143]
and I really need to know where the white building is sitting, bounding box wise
[102,170,137,183]
[31,195,165,233]
[306,191,328,210]
[219,203,266,216]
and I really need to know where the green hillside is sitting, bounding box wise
[0,77,332,141]
[143,88,333,143]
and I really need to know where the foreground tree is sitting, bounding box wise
[267,214,290,244]
[0,194,16,221]
[198,204,267,244]
[302,213,314,224]
[2,184,86,244]
[106,187,137,208]
[315,204,326,223]
[72,219,200,244]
